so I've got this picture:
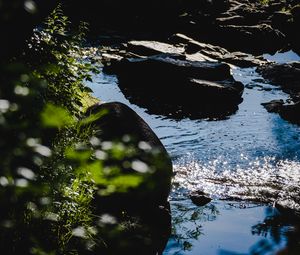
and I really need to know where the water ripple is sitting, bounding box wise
[173,155,300,211]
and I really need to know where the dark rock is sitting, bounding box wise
[84,101,173,255]
[258,62,300,124]
[291,4,300,20]
[93,201,172,255]
[257,62,300,97]
[262,99,300,125]
[189,191,212,206]
[215,24,286,54]
[104,54,244,119]
[280,101,300,124]
[216,15,246,25]
[290,4,300,53]
[85,102,173,210]
[261,99,284,113]
[271,11,293,32]
[266,1,286,13]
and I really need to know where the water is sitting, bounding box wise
[263,50,300,64]
[87,51,300,254]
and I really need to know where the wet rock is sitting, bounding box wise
[261,99,284,113]
[104,54,244,119]
[262,99,300,124]
[280,101,300,125]
[259,62,300,124]
[189,191,212,206]
[257,62,300,97]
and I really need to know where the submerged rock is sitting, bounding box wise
[104,53,244,119]
[189,191,212,206]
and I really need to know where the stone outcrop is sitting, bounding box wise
[104,53,244,119]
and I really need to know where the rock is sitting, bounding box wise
[262,99,300,124]
[215,24,286,54]
[170,33,267,67]
[258,62,300,124]
[94,202,172,255]
[290,4,300,53]
[261,99,284,113]
[189,191,212,206]
[84,101,173,255]
[104,54,244,119]
[103,35,267,69]
[291,4,300,21]
[257,62,300,97]
[280,101,300,124]
[271,11,293,32]
[85,102,173,210]
[125,40,185,56]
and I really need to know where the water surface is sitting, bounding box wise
[88,52,300,254]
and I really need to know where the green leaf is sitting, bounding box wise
[41,103,75,128]
[65,147,92,162]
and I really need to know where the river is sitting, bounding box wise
[88,50,300,254]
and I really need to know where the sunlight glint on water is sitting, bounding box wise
[88,59,300,211]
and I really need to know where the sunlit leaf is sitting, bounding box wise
[41,103,74,128]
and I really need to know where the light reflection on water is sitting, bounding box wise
[174,156,300,210]
[88,66,300,211]
[88,54,300,254]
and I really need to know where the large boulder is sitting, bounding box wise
[104,53,244,119]
[85,101,173,210]
[84,101,173,254]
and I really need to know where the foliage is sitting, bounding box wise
[0,63,56,254]
[0,5,98,255]
[26,4,99,116]
[259,0,270,5]
[0,4,170,255]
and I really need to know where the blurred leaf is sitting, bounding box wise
[41,103,74,128]
[65,146,92,162]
